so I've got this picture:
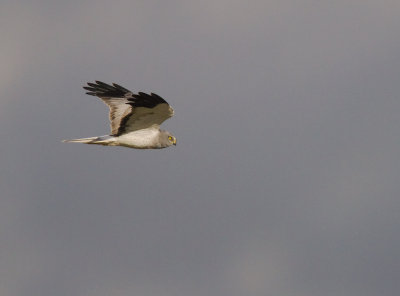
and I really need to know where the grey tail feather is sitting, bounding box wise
[62,135,113,145]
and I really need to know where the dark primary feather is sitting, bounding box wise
[83,81,168,108]
[83,81,130,97]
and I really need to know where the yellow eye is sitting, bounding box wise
[168,136,173,142]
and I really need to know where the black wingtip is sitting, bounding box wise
[82,81,132,98]
[81,81,169,108]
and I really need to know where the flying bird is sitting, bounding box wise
[63,81,176,149]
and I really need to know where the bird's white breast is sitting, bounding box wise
[115,128,159,149]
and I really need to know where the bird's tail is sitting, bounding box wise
[62,135,114,146]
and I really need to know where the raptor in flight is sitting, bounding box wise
[63,81,176,149]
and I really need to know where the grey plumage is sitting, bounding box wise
[63,81,176,149]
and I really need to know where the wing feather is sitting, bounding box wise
[83,81,174,136]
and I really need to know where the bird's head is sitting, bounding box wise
[161,131,177,147]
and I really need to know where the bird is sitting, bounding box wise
[63,81,176,149]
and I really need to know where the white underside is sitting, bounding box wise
[114,128,160,149]
[64,128,163,149]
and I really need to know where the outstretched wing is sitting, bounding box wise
[83,81,174,136]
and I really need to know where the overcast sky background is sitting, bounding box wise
[1,1,400,296]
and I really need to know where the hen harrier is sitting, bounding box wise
[63,81,176,149]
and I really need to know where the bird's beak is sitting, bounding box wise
[173,138,177,146]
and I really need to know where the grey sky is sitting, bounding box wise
[1,1,400,295]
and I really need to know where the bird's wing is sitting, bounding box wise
[83,81,174,136]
